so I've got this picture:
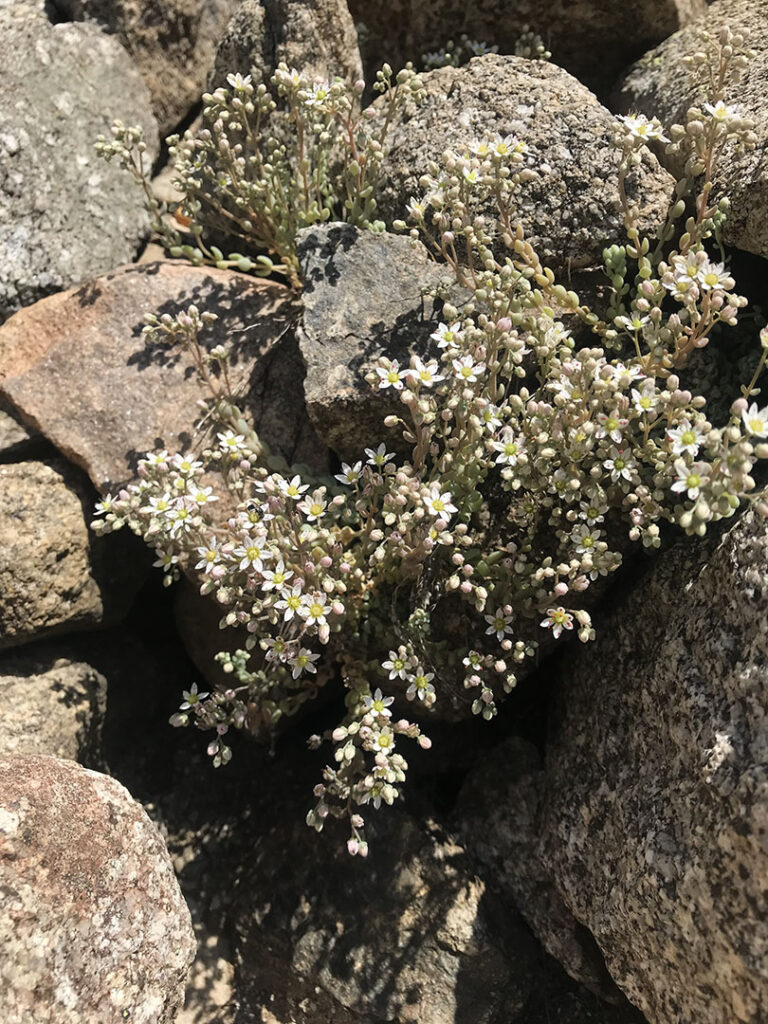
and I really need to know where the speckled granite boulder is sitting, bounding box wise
[372,55,674,274]
[613,0,768,262]
[0,7,158,322]
[0,643,107,765]
[297,222,453,458]
[0,460,145,650]
[529,513,768,1023]
[52,0,238,135]
[210,0,362,93]
[0,754,196,1024]
[349,0,704,96]
[456,738,626,1004]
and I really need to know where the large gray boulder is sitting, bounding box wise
[472,512,768,1023]
[373,55,674,274]
[0,6,159,322]
[0,754,196,1024]
[297,222,453,459]
[613,0,768,262]
[210,0,363,93]
[52,0,239,136]
[349,0,705,96]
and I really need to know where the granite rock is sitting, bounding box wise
[536,513,768,1023]
[0,261,327,492]
[350,0,705,96]
[0,643,107,764]
[0,754,196,1024]
[232,804,558,1023]
[210,0,363,93]
[0,459,145,649]
[0,396,38,457]
[297,222,453,458]
[0,6,158,322]
[372,56,674,274]
[456,737,627,1004]
[52,0,239,136]
[613,0,768,262]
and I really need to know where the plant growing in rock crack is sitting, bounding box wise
[421,28,549,72]
[93,26,767,855]
[95,62,424,288]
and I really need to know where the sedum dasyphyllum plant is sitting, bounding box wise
[94,26,768,856]
[421,28,550,72]
[96,62,424,288]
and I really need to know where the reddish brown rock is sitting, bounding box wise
[0,754,196,1024]
[0,261,327,492]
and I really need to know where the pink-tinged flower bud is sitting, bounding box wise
[462,564,473,576]
[494,660,507,673]
[318,623,330,644]
[331,601,345,616]
[351,814,364,829]
[418,735,432,749]
[496,317,512,332]
[396,719,409,731]
[423,537,434,551]
[317,804,329,819]
[501,639,512,652]
[347,839,360,856]
[320,555,333,568]
[332,727,347,742]
[340,562,351,574]
[460,580,473,594]
[573,574,589,592]
[554,582,568,597]
[304,561,315,573]
[375,752,388,767]
[731,397,748,415]
[239,460,250,471]
[442,231,454,244]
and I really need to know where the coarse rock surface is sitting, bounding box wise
[613,0,768,262]
[457,737,628,1004]
[221,759,645,1024]
[209,0,363,93]
[349,0,705,97]
[0,642,107,764]
[372,56,674,274]
[0,6,159,323]
[0,396,38,457]
[0,754,196,1024]
[526,512,768,1024]
[0,261,327,492]
[0,459,145,649]
[297,222,453,458]
[52,0,239,136]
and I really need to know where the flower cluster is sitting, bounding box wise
[96,63,425,287]
[94,27,767,854]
